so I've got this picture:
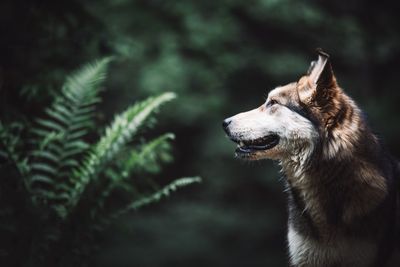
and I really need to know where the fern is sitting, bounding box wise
[69,92,176,210]
[0,58,200,266]
[27,58,112,218]
[92,133,175,219]
[111,176,201,219]
[107,133,175,181]
[0,122,29,176]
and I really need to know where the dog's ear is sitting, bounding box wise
[308,49,336,92]
[307,61,317,76]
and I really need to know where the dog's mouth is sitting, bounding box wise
[232,134,280,154]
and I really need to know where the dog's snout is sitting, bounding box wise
[222,118,232,134]
[222,119,231,129]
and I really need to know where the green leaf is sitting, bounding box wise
[70,92,176,210]
[27,57,112,218]
[30,163,57,175]
[29,175,55,185]
[122,133,175,177]
[36,118,65,132]
[112,177,201,218]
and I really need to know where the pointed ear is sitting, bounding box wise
[307,60,317,76]
[308,49,336,91]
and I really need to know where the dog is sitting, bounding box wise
[222,50,400,267]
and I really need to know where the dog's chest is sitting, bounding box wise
[289,174,329,226]
[287,226,377,267]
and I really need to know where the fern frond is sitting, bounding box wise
[27,58,112,218]
[0,121,29,176]
[96,92,176,164]
[122,133,175,176]
[70,92,176,210]
[89,176,201,232]
[92,133,175,216]
[111,176,201,218]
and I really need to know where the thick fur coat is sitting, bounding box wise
[223,50,400,267]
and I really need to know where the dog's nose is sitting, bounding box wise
[222,118,232,133]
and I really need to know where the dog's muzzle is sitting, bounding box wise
[222,117,280,155]
[234,134,280,153]
[222,118,232,135]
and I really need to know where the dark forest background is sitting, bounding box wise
[1,0,400,266]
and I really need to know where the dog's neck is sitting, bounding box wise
[281,92,376,184]
[279,103,388,234]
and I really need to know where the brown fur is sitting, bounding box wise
[223,50,400,267]
[282,53,398,266]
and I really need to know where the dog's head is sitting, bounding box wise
[223,50,350,162]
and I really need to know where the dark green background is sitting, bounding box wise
[1,0,400,266]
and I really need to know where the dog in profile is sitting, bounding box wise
[223,50,400,267]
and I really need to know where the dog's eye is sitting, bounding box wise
[266,99,278,107]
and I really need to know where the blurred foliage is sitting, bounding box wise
[1,0,400,266]
[0,59,199,266]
